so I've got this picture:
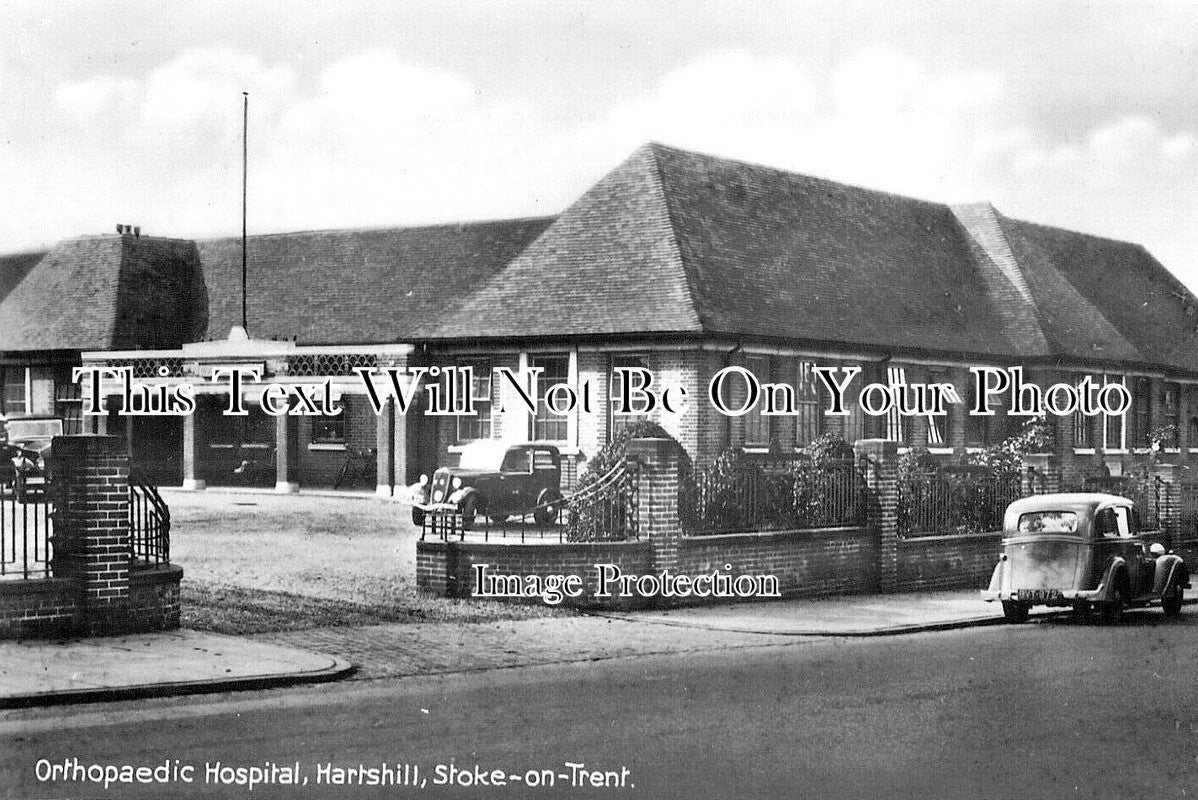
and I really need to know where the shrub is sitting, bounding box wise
[567,421,693,542]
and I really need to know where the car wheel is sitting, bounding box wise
[411,507,426,527]
[1162,578,1185,617]
[1101,583,1126,624]
[459,495,478,531]
[534,489,563,526]
[1002,601,1030,623]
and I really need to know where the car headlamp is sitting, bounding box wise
[418,474,428,486]
[452,476,462,489]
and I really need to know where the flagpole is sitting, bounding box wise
[242,91,249,335]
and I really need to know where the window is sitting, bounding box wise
[967,375,1008,447]
[2,367,28,416]
[884,366,906,443]
[456,358,494,442]
[311,413,345,445]
[1102,375,1126,450]
[743,355,771,445]
[926,369,951,446]
[794,360,823,447]
[1132,377,1151,447]
[609,354,650,441]
[530,353,568,442]
[55,372,84,435]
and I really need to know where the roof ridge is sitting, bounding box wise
[645,141,954,212]
[645,145,704,331]
[196,215,559,244]
[951,203,1051,355]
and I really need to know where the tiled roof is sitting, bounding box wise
[0,235,205,351]
[438,143,1198,373]
[0,250,48,305]
[194,218,553,345]
[4,143,1198,376]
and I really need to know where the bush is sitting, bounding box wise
[567,421,693,542]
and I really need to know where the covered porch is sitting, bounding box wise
[80,330,420,496]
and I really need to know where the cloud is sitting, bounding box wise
[7,45,1198,292]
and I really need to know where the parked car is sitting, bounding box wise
[406,441,564,529]
[1,415,63,501]
[982,492,1189,623]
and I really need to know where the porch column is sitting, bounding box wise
[275,414,299,493]
[376,396,394,497]
[181,410,206,490]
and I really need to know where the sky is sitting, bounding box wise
[3,0,1198,289]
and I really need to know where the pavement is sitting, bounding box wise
[3,588,1189,708]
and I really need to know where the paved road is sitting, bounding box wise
[3,610,1198,799]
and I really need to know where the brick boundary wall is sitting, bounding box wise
[416,438,1193,608]
[897,533,1002,591]
[0,435,183,639]
[416,540,653,608]
[676,527,878,599]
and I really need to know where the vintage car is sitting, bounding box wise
[982,493,1189,623]
[406,441,564,529]
[1,415,63,501]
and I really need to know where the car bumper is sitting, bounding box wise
[981,588,1102,604]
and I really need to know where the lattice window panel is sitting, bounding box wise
[106,358,184,378]
[287,353,377,376]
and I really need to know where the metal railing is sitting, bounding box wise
[682,455,866,536]
[0,482,53,579]
[129,477,170,565]
[418,459,641,544]
[898,466,1021,538]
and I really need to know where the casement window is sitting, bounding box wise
[968,376,1007,447]
[1132,377,1151,447]
[794,360,823,447]
[530,353,569,442]
[608,353,650,441]
[1163,383,1180,433]
[884,366,906,444]
[455,358,494,442]
[742,355,771,446]
[54,369,83,435]
[926,369,952,447]
[1,367,29,416]
[1102,375,1127,451]
[310,409,345,446]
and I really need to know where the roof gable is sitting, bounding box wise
[432,145,702,339]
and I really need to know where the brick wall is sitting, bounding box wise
[416,539,654,608]
[0,578,79,638]
[897,534,1002,591]
[678,528,878,598]
[128,565,183,632]
[0,435,183,639]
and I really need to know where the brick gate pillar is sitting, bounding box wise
[855,439,898,592]
[1149,462,1180,545]
[1021,454,1060,495]
[627,437,683,575]
[50,435,132,635]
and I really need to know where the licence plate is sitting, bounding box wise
[1017,589,1063,602]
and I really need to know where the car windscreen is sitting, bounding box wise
[456,442,507,471]
[1017,511,1079,534]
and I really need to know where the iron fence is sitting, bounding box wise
[129,477,170,565]
[898,466,1021,538]
[0,484,53,579]
[682,454,866,536]
[418,458,642,543]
